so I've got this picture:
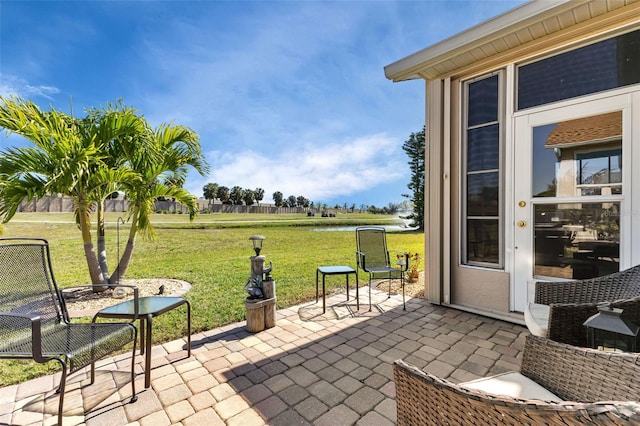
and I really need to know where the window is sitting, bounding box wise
[463,72,502,267]
[532,112,622,198]
[518,29,640,110]
[577,150,621,185]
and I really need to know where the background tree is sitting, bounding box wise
[243,189,255,206]
[230,186,244,205]
[217,186,230,204]
[203,182,219,207]
[287,195,297,208]
[273,191,283,207]
[402,127,425,230]
[254,187,264,205]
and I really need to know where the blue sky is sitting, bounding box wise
[0,0,525,208]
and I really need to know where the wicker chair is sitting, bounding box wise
[525,264,640,347]
[0,238,139,425]
[394,334,640,425]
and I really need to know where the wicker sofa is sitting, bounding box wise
[393,334,640,425]
[525,264,640,347]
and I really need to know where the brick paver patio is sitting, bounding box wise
[0,288,527,425]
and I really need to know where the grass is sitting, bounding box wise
[0,212,423,386]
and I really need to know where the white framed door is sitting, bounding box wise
[512,94,633,312]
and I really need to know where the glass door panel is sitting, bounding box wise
[532,111,622,280]
[534,203,620,280]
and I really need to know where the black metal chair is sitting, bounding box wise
[0,238,138,424]
[355,226,408,310]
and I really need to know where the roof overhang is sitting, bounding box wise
[384,0,639,82]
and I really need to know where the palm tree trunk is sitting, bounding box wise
[79,202,107,291]
[112,238,136,283]
[96,201,112,285]
[110,206,139,284]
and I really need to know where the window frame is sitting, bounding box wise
[462,70,505,268]
[575,147,622,196]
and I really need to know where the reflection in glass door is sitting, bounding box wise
[531,112,621,280]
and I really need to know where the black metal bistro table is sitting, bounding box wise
[316,265,358,313]
[93,296,191,388]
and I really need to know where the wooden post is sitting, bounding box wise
[245,300,266,332]
[264,298,276,329]
[245,297,276,332]
[263,280,275,299]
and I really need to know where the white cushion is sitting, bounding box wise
[461,372,562,402]
[524,302,549,337]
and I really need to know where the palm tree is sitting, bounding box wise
[0,97,209,287]
[203,182,219,209]
[254,187,264,206]
[230,186,244,205]
[217,186,230,204]
[0,96,143,287]
[243,189,255,206]
[83,103,145,286]
[111,121,209,283]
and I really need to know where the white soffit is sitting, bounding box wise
[385,0,639,82]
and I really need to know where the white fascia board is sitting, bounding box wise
[384,0,576,82]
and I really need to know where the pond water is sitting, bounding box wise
[312,224,416,232]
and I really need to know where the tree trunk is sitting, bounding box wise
[110,206,139,284]
[84,241,107,290]
[96,202,112,285]
[112,238,135,283]
[78,201,107,291]
[97,235,111,283]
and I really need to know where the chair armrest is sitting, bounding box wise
[394,357,640,425]
[534,280,588,304]
[535,265,640,305]
[60,284,139,323]
[522,334,640,402]
[0,311,45,362]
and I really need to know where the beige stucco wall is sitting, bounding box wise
[451,266,510,311]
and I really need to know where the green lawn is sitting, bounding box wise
[0,212,423,385]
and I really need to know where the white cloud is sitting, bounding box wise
[187,133,405,203]
[0,74,60,100]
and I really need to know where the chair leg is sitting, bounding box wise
[368,277,372,312]
[402,275,406,311]
[55,358,68,426]
[130,327,138,403]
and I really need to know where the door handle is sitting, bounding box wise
[517,220,527,228]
